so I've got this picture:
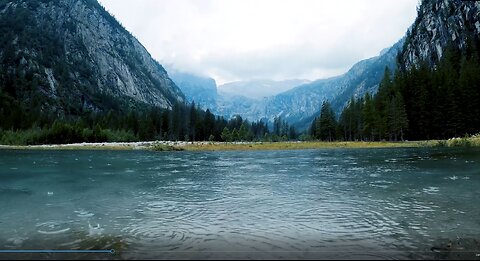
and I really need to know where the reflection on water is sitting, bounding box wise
[0,148,479,259]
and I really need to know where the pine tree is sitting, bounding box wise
[318,101,337,141]
[458,55,480,134]
[288,125,297,140]
[169,103,182,141]
[238,123,249,141]
[354,97,364,140]
[126,111,139,135]
[375,67,393,140]
[339,98,356,141]
[362,93,377,141]
[387,92,408,141]
[221,127,231,142]
[231,128,239,141]
[273,117,281,137]
[189,102,197,141]
[203,109,215,139]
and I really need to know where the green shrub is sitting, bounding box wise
[151,143,184,151]
[435,140,447,147]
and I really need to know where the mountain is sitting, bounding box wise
[0,0,184,116]
[168,70,217,109]
[224,0,479,131]
[166,72,298,122]
[214,91,263,121]
[218,79,310,100]
[399,0,480,69]
[329,40,403,111]
[210,40,402,130]
[170,40,403,130]
[167,71,265,122]
[329,0,480,142]
[393,0,480,140]
[307,0,480,133]
[214,79,312,122]
[257,39,403,130]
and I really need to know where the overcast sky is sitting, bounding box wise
[98,0,418,85]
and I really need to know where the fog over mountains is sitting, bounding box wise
[218,79,311,100]
[2,0,479,133]
[172,0,480,131]
[171,39,403,130]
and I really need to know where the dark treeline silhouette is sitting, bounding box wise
[311,38,480,141]
[0,92,301,144]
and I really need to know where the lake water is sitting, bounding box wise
[0,148,479,260]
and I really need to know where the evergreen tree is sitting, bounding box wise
[373,68,391,139]
[231,128,239,141]
[458,55,480,134]
[189,102,197,141]
[339,98,356,141]
[387,92,408,141]
[317,101,337,141]
[238,123,249,141]
[221,127,231,142]
[126,111,139,135]
[362,93,377,141]
[169,102,182,140]
[203,109,215,139]
[288,126,297,140]
[273,117,281,137]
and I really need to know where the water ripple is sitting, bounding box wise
[0,148,479,259]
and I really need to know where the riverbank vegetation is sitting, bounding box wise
[0,97,295,145]
[2,135,479,151]
[311,40,480,142]
[435,133,480,147]
[179,141,426,151]
[177,134,480,151]
[0,140,426,151]
[1,39,479,146]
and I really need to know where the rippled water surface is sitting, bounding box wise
[0,148,480,259]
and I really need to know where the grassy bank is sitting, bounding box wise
[435,134,480,147]
[0,142,154,151]
[0,140,421,151]
[180,134,480,151]
[1,134,479,151]
[178,141,426,151]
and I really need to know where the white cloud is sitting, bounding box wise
[98,0,418,84]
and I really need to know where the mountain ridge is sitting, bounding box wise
[240,39,403,130]
[0,0,185,116]
[218,79,311,100]
[400,0,480,69]
[171,40,403,131]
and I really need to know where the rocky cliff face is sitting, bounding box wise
[400,0,480,69]
[0,0,184,115]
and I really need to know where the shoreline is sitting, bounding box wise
[0,136,478,151]
[0,140,433,151]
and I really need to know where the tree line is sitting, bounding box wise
[310,39,480,141]
[0,92,302,145]
[0,3,299,145]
